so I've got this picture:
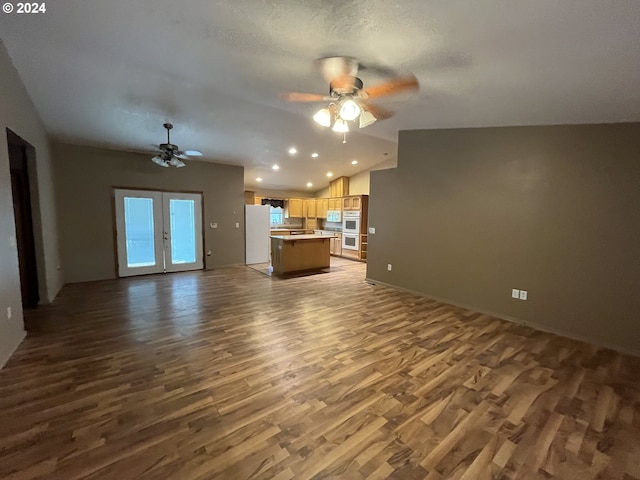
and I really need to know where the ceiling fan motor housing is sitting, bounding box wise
[330,77,363,97]
[159,143,180,153]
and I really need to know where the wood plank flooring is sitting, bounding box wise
[1,258,639,479]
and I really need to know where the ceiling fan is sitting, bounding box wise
[281,56,419,132]
[151,123,202,168]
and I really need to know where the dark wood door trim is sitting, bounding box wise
[7,129,40,307]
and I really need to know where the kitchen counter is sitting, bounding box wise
[271,234,336,240]
[270,234,331,274]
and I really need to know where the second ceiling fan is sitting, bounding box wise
[281,56,419,132]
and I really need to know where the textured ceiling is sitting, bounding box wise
[2,0,639,191]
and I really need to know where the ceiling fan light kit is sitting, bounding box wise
[151,123,201,168]
[283,56,419,135]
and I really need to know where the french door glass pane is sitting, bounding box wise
[124,197,156,267]
[169,199,196,264]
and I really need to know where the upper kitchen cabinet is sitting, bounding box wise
[304,198,317,218]
[328,197,341,211]
[343,196,362,211]
[329,177,349,198]
[288,198,304,218]
[254,196,263,205]
[244,191,256,205]
[317,198,328,218]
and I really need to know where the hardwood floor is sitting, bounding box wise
[1,259,639,479]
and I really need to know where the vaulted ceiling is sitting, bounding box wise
[2,0,639,191]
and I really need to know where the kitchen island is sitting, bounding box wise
[270,234,333,275]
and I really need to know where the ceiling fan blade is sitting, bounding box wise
[362,74,419,99]
[363,103,394,121]
[280,92,332,102]
[183,150,202,157]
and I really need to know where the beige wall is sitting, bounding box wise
[314,157,399,198]
[367,124,640,355]
[348,170,370,195]
[315,186,330,198]
[0,41,63,367]
[53,143,245,283]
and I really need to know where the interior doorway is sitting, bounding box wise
[7,130,40,308]
[113,188,204,277]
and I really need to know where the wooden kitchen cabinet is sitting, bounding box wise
[330,233,342,256]
[317,198,328,218]
[329,177,349,197]
[287,198,304,217]
[328,197,341,211]
[342,196,361,211]
[304,198,317,218]
[254,196,263,205]
[359,234,367,261]
[244,191,256,205]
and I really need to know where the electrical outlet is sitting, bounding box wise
[519,290,528,300]
[7,307,11,319]
[387,264,392,271]
[512,289,520,299]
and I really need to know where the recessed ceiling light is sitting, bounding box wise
[351,160,358,165]
[326,172,333,177]
[306,182,313,187]
[311,152,319,158]
[256,177,263,182]
[288,147,297,155]
[272,165,280,170]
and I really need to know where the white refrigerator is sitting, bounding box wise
[245,205,271,264]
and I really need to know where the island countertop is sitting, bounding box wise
[270,235,331,274]
[270,234,334,241]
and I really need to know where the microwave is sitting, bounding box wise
[326,210,341,222]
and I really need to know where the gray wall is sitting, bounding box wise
[367,124,640,355]
[0,40,64,367]
[53,143,245,283]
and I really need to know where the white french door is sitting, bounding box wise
[114,189,203,277]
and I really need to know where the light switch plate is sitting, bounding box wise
[210,222,217,229]
[512,289,520,299]
[368,227,376,234]
[235,222,240,228]
[9,236,17,247]
[519,290,528,300]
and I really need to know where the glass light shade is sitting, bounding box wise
[169,157,186,168]
[152,155,169,167]
[339,99,361,121]
[312,108,332,127]
[359,110,377,128]
[332,118,349,133]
